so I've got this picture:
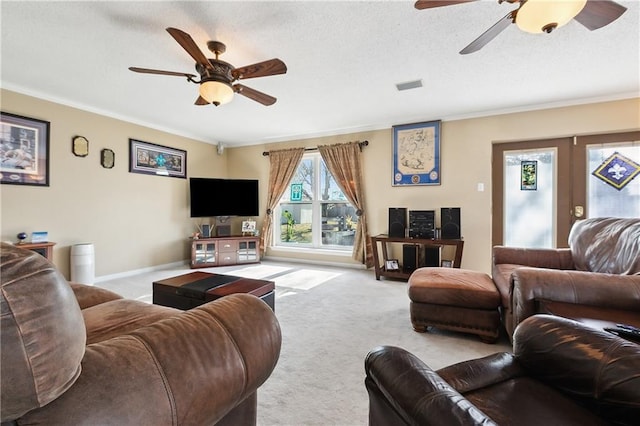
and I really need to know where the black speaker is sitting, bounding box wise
[424,245,441,267]
[402,244,425,273]
[409,210,435,239]
[388,208,407,238]
[441,207,461,240]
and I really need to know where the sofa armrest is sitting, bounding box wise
[514,315,640,425]
[70,282,123,309]
[511,267,640,330]
[365,345,498,426]
[19,294,282,425]
[437,352,525,394]
[492,246,574,270]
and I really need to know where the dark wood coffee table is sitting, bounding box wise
[153,271,275,311]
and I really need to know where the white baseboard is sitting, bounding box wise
[94,260,189,283]
[262,255,366,270]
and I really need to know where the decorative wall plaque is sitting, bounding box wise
[72,136,89,157]
[101,148,115,169]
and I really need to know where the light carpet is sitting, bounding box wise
[96,260,511,426]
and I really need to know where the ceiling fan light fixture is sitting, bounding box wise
[199,79,234,106]
[516,0,587,34]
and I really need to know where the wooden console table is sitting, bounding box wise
[370,234,464,281]
[190,236,260,268]
[15,242,56,261]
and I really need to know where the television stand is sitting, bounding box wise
[190,235,260,268]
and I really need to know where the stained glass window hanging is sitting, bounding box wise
[591,151,640,191]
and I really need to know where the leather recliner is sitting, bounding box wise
[1,243,281,425]
[364,314,640,426]
[492,217,640,338]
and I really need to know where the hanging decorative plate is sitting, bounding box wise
[591,152,640,191]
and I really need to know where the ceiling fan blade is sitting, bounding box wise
[234,84,277,106]
[166,27,212,70]
[129,67,197,79]
[573,0,627,31]
[459,10,516,55]
[415,0,477,10]
[195,96,210,106]
[232,59,287,80]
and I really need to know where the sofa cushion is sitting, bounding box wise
[569,217,640,274]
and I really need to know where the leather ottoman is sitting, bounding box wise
[408,267,501,343]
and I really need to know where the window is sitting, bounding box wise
[274,153,358,250]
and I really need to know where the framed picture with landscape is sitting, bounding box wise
[0,111,50,186]
[129,139,187,178]
[392,120,441,186]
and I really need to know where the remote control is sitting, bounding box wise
[616,323,640,333]
[604,327,640,343]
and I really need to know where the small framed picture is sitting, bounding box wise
[385,259,400,271]
[242,220,257,235]
[441,260,453,268]
[31,231,48,243]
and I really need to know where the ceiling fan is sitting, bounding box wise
[129,27,287,106]
[415,0,627,54]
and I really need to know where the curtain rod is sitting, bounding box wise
[262,140,368,156]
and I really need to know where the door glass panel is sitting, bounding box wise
[503,149,556,248]
[587,143,640,218]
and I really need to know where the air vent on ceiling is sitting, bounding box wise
[396,79,423,91]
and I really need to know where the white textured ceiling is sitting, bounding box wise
[1,1,639,147]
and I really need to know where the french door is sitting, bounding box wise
[492,131,640,248]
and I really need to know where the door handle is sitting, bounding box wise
[574,206,584,218]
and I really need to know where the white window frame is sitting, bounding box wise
[273,152,355,251]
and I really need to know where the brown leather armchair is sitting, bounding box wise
[492,217,640,338]
[364,314,640,426]
[1,243,281,425]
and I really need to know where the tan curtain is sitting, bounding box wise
[259,148,305,254]
[318,141,373,267]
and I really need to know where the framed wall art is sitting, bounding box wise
[129,139,187,178]
[0,112,50,186]
[392,120,441,186]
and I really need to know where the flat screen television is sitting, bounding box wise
[190,177,259,217]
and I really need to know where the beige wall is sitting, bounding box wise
[1,89,225,278]
[2,88,638,278]
[229,98,640,273]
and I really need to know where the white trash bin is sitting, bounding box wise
[71,243,95,285]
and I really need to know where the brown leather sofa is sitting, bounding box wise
[1,243,281,425]
[364,314,640,426]
[492,217,640,338]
